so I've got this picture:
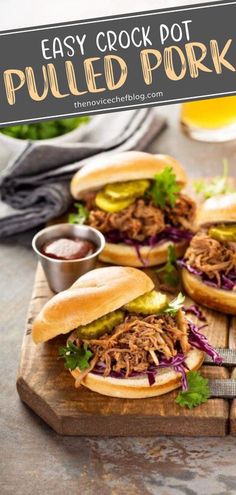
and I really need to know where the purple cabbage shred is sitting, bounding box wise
[105,228,193,266]
[178,259,236,292]
[188,321,223,364]
[184,304,207,322]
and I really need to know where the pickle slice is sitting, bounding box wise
[77,310,125,340]
[124,290,168,315]
[95,191,135,213]
[209,224,236,242]
[105,180,150,200]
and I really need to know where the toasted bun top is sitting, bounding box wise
[196,193,236,227]
[71,151,187,199]
[32,266,154,344]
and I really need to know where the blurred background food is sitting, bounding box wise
[181,96,236,142]
[0,116,90,140]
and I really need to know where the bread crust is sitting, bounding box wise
[196,193,236,227]
[70,348,204,399]
[99,240,188,267]
[182,268,236,315]
[32,266,154,343]
[71,151,187,199]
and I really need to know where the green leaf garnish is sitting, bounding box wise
[164,292,185,315]
[149,166,181,208]
[156,245,179,287]
[194,159,233,199]
[0,116,89,140]
[68,202,89,225]
[175,371,210,409]
[59,342,93,371]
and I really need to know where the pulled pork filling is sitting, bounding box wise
[88,194,196,243]
[72,311,191,384]
[184,232,236,287]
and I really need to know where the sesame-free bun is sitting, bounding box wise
[71,151,187,199]
[99,239,188,267]
[70,348,204,399]
[32,266,154,344]
[196,193,236,228]
[182,268,236,315]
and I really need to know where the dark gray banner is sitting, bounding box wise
[1,0,236,126]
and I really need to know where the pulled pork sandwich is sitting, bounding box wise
[32,266,221,399]
[179,193,236,315]
[70,151,196,267]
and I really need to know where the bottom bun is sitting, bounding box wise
[99,240,188,267]
[70,348,204,399]
[182,268,236,315]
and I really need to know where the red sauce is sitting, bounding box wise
[41,237,95,260]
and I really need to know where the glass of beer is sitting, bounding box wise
[180,95,236,142]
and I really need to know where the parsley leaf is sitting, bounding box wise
[68,202,89,225]
[194,159,233,199]
[156,245,179,287]
[175,371,210,409]
[59,342,93,371]
[149,166,181,208]
[164,292,185,315]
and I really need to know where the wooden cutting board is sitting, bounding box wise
[17,177,236,436]
[17,262,233,437]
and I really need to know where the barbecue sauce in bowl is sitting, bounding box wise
[41,237,95,261]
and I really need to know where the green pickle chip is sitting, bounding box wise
[105,180,150,200]
[95,191,135,212]
[124,290,168,315]
[95,179,151,212]
[209,224,236,242]
[77,310,125,339]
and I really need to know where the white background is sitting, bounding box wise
[1,0,216,29]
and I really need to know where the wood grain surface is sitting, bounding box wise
[17,263,231,437]
[229,318,236,435]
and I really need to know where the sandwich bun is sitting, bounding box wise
[99,239,188,267]
[196,192,236,228]
[70,348,204,399]
[71,151,187,199]
[32,266,154,344]
[182,268,236,315]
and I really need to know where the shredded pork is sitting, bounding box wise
[88,194,195,242]
[163,194,196,230]
[184,232,236,285]
[73,311,191,386]
[89,199,165,242]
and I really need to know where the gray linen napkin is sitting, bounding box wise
[0,108,166,237]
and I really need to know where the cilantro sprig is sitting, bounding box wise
[68,202,89,225]
[149,166,181,208]
[156,245,179,287]
[59,342,93,371]
[194,159,233,199]
[175,371,210,409]
[164,292,185,316]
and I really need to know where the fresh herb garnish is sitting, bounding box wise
[59,342,93,371]
[149,166,181,208]
[175,371,210,409]
[0,116,89,140]
[156,245,179,287]
[194,159,233,199]
[68,202,89,225]
[164,292,185,315]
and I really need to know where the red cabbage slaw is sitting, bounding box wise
[91,322,222,389]
[178,259,236,291]
[105,227,193,266]
[184,304,207,322]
